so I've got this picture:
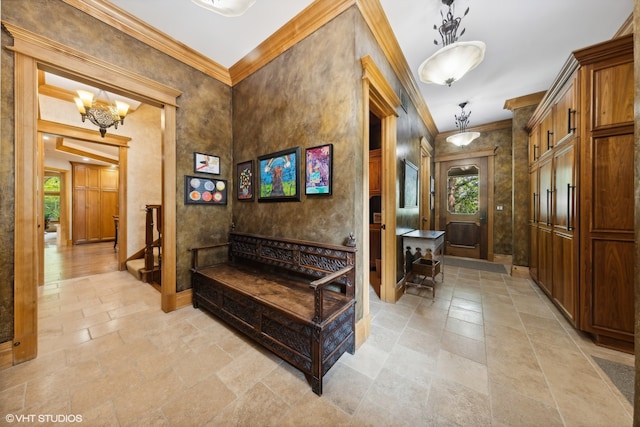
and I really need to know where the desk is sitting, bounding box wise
[402,230,445,298]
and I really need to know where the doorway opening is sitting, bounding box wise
[10,22,181,364]
[368,112,382,298]
[435,150,496,261]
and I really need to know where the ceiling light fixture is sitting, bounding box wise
[418,0,485,86]
[191,0,256,17]
[446,102,480,146]
[74,89,129,138]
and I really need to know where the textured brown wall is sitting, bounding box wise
[233,10,365,315]
[1,0,234,321]
[435,126,514,256]
[511,105,537,266]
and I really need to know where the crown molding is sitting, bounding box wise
[62,0,232,85]
[503,91,546,112]
[62,0,436,135]
[230,0,355,85]
[356,0,438,137]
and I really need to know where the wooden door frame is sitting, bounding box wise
[361,56,401,312]
[434,148,496,261]
[6,23,181,364]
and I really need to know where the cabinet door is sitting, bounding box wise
[73,188,88,243]
[100,190,118,240]
[85,188,101,242]
[540,113,554,156]
[528,126,540,165]
[553,79,577,144]
[552,143,577,323]
[536,158,553,295]
[537,159,552,227]
[529,224,538,282]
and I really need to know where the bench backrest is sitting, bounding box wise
[229,232,356,298]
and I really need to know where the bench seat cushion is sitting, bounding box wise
[196,263,352,325]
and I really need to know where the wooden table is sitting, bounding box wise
[402,230,445,298]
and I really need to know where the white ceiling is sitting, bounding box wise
[107,0,633,133]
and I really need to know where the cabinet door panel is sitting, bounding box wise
[554,81,577,143]
[593,62,633,127]
[73,188,87,243]
[538,159,552,226]
[86,189,101,241]
[592,134,634,231]
[529,225,538,281]
[529,126,540,165]
[552,232,576,324]
[590,240,634,335]
[537,228,553,295]
[100,190,119,240]
[553,144,575,231]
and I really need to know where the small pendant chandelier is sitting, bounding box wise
[191,0,256,17]
[446,102,480,146]
[74,89,130,138]
[418,0,485,86]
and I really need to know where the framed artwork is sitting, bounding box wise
[258,147,301,202]
[305,143,332,195]
[193,152,220,175]
[401,159,418,208]
[236,160,254,201]
[185,175,227,205]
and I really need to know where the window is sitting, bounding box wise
[44,174,61,221]
[447,165,479,214]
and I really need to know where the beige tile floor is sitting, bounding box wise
[0,264,634,426]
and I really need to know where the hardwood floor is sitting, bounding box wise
[44,232,118,283]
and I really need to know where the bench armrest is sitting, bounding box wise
[309,265,354,323]
[189,242,229,270]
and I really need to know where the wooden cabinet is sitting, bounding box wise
[72,163,119,244]
[576,35,634,351]
[527,34,634,352]
[369,149,381,196]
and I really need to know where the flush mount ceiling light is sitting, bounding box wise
[191,0,256,17]
[418,0,485,86]
[446,102,480,146]
[74,89,129,138]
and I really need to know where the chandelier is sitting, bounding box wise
[446,102,480,146]
[74,89,129,138]
[191,0,256,17]
[418,0,485,86]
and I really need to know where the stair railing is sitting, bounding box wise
[144,204,162,283]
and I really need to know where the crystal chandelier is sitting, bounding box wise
[74,89,129,138]
[446,102,480,146]
[418,0,485,86]
[191,0,256,17]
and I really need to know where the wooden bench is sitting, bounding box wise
[190,231,357,396]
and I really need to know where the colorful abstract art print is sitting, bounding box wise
[257,147,301,202]
[305,144,332,195]
[236,160,254,201]
[184,175,227,205]
[194,152,220,175]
